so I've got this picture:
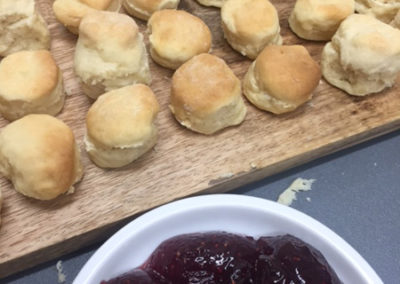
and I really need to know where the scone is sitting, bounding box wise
[196,0,225,7]
[0,188,2,228]
[0,114,83,200]
[170,53,247,135]
[85,84,159,168]
[289,0,355,41]
[221,0,282,59]
[148,10,212,69]
[0,0,50,57]
[243,45,321,114]
[321,14,400,96]
[0,50,65,121]
[74,11,151,99]
[355,0,400,26]
[123,0,180,21]
[53,0,122,34]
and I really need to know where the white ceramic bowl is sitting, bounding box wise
[74,194,383,284]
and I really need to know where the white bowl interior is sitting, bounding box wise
[74,194,382,284]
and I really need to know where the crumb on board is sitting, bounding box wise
[56,260,66,283]
[277,178,316,206]
[306,197,311,202]
[219,172,234,179]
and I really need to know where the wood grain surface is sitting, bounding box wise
[1,0,400,278]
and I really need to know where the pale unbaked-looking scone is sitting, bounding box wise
[170,53,247,135]
[221,0,282,59]
[74,11,151,99]
[53,0,122,34]
[148,9,212,70]
[196,0,225,8]
[0,0,50,57]
[85,84,159,168]
[355,0,400,26]
[0,114,83,200]
[321,14,400,96]
[244,45,321,114]
[123,0,180,21]
[0,50,65,121]
[289,0,355,41]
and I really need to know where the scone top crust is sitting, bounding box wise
[332,14,400,73]
[171,53,241,118]
[87,84,160,148]
[127,0,166,11]
[254,45,321,105]
[80,0,117,10]
[148,10,212,64]
[0,114,81,200]
[222,0,279,42]
[293,0,355,23]
[79,11,139,48]
[78,11,142,66]
[0,50,59,102]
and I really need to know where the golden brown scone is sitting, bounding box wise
[148,10,212,70]
[244,45,321,114]
[221,0,282,59]
[0,0,50,57]
[53,0,122,34]
[355,0,400,26]
[74,11,151,99]
[196,0,225,7]
[85,84,159,168]
[289,0,355,41]
[321,14,400,96]
[0,114,83,200]
[123,0,180,21]
[170,53,247,135]
[0,50,65,121]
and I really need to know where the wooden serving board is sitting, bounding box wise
[1,0,400,278]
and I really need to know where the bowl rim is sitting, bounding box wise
[73,194,383,284]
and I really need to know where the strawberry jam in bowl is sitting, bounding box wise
[74,194,383,284]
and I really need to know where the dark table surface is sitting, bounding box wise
[4,130,400,284]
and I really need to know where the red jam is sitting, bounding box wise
[101,232,342,284]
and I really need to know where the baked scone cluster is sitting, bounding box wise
[1,0,400,208]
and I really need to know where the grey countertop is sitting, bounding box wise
[4,130,400,284]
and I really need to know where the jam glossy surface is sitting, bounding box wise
[101,232,342,284]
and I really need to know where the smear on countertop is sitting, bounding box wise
[277,178,316,206]
[56,260,66,283]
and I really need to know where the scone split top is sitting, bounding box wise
[170,53,247,135]
[74,11,151,99]
[0,115,83,200]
